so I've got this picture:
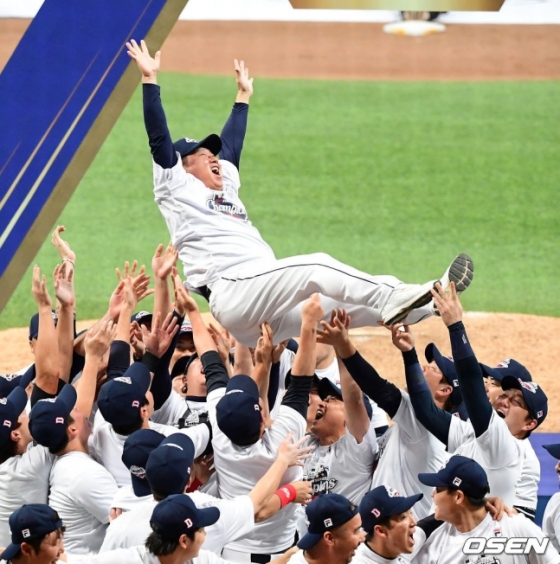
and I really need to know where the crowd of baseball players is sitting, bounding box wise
[0,38,559,564]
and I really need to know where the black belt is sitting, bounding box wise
[251,555,273,564]
[197,285,212,301]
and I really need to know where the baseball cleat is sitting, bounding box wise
[381,254,474,325]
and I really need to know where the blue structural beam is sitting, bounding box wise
[0,0,188,313]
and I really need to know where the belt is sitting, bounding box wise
[197,285,212,301]
[251,555,273,564]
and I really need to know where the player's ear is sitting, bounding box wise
[522,417,538,433]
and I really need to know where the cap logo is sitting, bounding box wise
[324,518,333,527]
[22,529,30,538]
[184,138,199,143]
[519,380,538,393]
[445,356,454,363]
[452,477,462,486]
[0,398,7,405]
[39,398,56,403]
[137,311,150,317]
[132,400,140,408]
[163,443,183,451]
[452,379,459,387]
[55,417,64,424]
[114,377,132,385]
[185,518,193,528]
[537,410,543,418]
[1,374,16,381]
[225,390,243,395]
[130,465,146,478]
[254,404,260,411]
[371,508,381,518]
[3,419,11,428]
[385,486,401,498]
[496,359,511,368]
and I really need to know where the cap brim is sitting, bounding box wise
[57,383,78,413]
[480,363,504,381]
[543,444,560,460]
[297,531,324,551]
[131,475,153,498]
[317,378,342,401]
[124,363,152,395]
[225,374,259,398]
[390,493,424,514]
[417,472,448,488]
[1,543,21,561]
[198,134,222,156]
[7,386,28,418]
[197,506,220,528]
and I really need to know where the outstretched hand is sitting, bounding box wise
[378,322,415,352]
[126,39,160,83]
[54,263,75,308]
[152,242,178,280]
[276,432,314,468]
[301,293,324,326]
[141,311,179,358]
[32,265,52,309]
[172,272,199,315]
[431,282,463,327]
[51,225,76,264]
[234,59,254,103]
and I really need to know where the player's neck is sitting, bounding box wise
[367,537,401,560]
[315,427,345,447]
[59,437,88,456]
[449,506,488,533]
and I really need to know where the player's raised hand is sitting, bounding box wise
[141,311,179,358]
[51,225,76,265]
[301,293,324,325]
[378,322,415,352]
[32,265,52,309]
[84,319,116,359]
[126,39,160,83]
[276,432,314,468]
[254,322,274,365]
[317,308,351,350]
[172,272,199,315]
[234,59,254,103]
[208,323,232,368]
[271,339,289,364]
[152,242,178,280]
[54,263,75,308]
[292,481,314,506]
[431,282,463,327]
[130,321,145,359]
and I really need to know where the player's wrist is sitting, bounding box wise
[274,484,297,508]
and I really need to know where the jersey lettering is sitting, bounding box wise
[206,193,248,220]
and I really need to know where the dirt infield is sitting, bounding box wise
[0,18,559,429]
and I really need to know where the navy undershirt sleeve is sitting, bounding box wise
[281,372,313,420]
[107,340,131,380]
[268,361,281,411]
[201,351,229,395]
[220,103,249,170]
[402,349,451,446]
[448,321,492,437]
[340,351,402,418]
[143,83,177,169]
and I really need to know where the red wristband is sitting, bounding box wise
[275,484,297,508]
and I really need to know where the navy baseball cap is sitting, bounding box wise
[0,387,28,448]
[425,343,462,408]
[359,486,423,533]
[97,363,151,427]
[150,494,220,542]
[543,444,560,460]
[500,376,548,428]
[173,134,222,159]
[29,384,77,450]
[122,429,165,497]
[480,359,532,383]
[418,455,489,499]
[298,494,359,550]
[146,433,196,497]
[29,310,57,340]
[216,375,262,445]
[131,311,152,326]
[317,378,373,420]
[179,320,193,336]
[1,504,63,561]
[0,372,34,399]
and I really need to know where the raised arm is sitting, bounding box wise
[317,309,370,442]
[220,59,253,169]
[252,323,274,424]
[126,39,176,169]
[53,262,75,383]
[431,283,492,437]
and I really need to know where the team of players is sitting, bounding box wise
[0,39,559,564]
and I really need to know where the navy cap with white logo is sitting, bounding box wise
[216,375,262,446]
[418,455,490,499]
[298,494,359,550]
[150,494,220,542]
[131,310,153,326]
[1,504,63,561]
[0,370,34,399]
[122,429,165,497]
[500,376,548,427]
[97,363,151,427]
[359,486,423,533]
[425,343,462,408]
[146,433,196,497]
[29,384,77,450]
[0,387,28,448]
[173,134,222,159]
[480,359,532,383]
[317,378,373,420]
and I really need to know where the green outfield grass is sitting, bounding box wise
[1,74,559,329]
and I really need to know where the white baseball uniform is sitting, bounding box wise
[351,542,414,563]
[543,492,560,551]
[412,512,560,564]
[153,157,433,346]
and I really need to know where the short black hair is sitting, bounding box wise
[112,396,149,436]
[365,514,394,542]
[231,429,261,448]
[23,524,65,555]
[446,485,490,507]
[145,527,199,556]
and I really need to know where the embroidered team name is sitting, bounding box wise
[206,194,247,220]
